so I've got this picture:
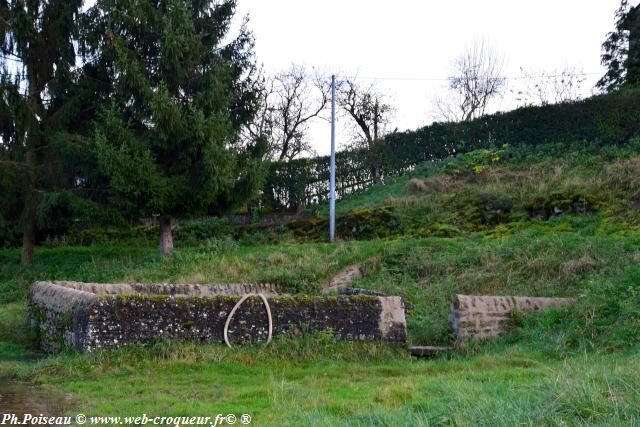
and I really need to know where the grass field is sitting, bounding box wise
[2,142,640,425]
[3,337,640,426]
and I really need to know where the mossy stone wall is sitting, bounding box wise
[29,282,407,352]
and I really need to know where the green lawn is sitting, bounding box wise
[4,340,640,426]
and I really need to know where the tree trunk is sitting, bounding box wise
[20,190,37,265]
[367,137,380,184]
[159,217,173,256]
[373,101,379,141]
[21,52,42,265]
[21,146,38,265]
[372,166,380,183]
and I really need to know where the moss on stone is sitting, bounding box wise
[288,206,400,241]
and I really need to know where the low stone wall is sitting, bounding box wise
[450,294,574,340]
[29,281,407,352]
[52,281,283,297]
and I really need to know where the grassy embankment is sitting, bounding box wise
[1,142,640,425]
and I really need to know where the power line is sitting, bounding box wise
[345,72,601,82]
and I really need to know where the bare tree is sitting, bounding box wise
[266,65,330,161]
[336,78,394,181]
[241,71,274,148]
[337,78,394,149]
[434,40,506,122]
[432,93,466,123]
[513,66,587,106]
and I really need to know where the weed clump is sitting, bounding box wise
[405,176,457,194]
[561,255,603,277]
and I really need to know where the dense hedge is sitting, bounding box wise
[261,87,640,210]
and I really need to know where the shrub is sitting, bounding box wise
[442,146,507,177]
[174,218,236,244]
[36,191,125,241]
[198,236,239,255]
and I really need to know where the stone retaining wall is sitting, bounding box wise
[450,294,574,340]
[29,281,407,352]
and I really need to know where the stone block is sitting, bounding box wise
[450,294,574,341]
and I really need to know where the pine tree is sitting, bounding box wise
[597,1,640,92]
[0,0,86,264]
[82,0,266,256]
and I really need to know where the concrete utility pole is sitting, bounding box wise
[329,74,336,243]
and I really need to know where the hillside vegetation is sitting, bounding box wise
[261,86,640,211]
[1,141,640,425]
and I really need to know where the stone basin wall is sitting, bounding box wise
[29,281,407,352]
[450,294,574,340]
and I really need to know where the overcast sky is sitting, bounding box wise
[233,0,629,156]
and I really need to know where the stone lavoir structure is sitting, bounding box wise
[450,294,574,340]
[29,281,408,353]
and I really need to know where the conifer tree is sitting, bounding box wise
[82,0,266,256]
[0,0,86,264]
[597,0,640,91]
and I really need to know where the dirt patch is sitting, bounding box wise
[0,382,73,423]
[324,265,362,292]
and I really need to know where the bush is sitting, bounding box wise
[174,218,235,245]
[197,236,239,255]
[0,216,21,248]
[37,191,125,241]
[65,225,159,246]
[442,146,508,176]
